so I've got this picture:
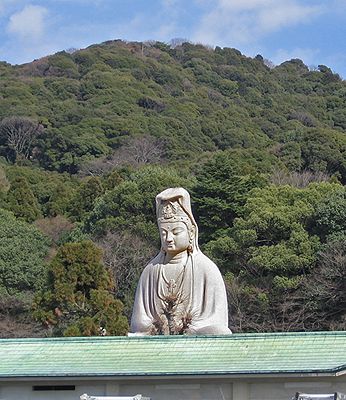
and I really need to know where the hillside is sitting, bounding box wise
[1,40,345,177]
[0,40,345,337]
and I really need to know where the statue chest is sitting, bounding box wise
[161,263,185,282]
[158,261,190,301]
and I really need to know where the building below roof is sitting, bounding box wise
[1,331,346,400]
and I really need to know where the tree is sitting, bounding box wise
[0,208,49,296]
[68,176,104,222]
[45,182,75,217]
[313,185,346,242]
[85,165,191,240]
[5,175,41,222]
[80,135,166,176]
[169,38,190,48]
[303,240,346,330]
[218,183,340,275]
[0,166,10,206]
[192,151,267,243]
[0,117,43,163]
[0,166,9,193]
[34,215,74,245]
[0,294,43,338]
[33,240,129,336]
[207,182,341,332]
[96,230,156,316]
[270,170,330,188]
[300,129,346,182]
[121,135,165,165]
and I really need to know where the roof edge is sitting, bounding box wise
[1,331,346,344]
[0,370,342,381]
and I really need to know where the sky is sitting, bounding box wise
[0,0,346,78]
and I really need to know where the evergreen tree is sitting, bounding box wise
[193,151,267,243]
[68,177,104,221]
[0,166,9,206]
[46,182,74,217]
[33,240,128,336]
[5,175,41,222]
[0,208,49,295]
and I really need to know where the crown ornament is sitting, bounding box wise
[157,200,191,226]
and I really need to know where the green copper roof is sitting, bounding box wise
[1,332,346,378]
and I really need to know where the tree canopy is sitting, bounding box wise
[1,39,346,336]
[0,208,49,296]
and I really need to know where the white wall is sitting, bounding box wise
[0,381,107,400]
[0,379,232,400]
[119,381,232,400]
[0,376,346,400]
[248,378,346,400]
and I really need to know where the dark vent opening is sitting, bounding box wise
[33,385,76,391]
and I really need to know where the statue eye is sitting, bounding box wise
[173,228,184,234]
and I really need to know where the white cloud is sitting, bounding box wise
[102,13,178,44]
[0,0,21,16]
[192,0,323,46]
[218,0,277,11]
[270,48,346,78]
[271,47,320,67]
[257,2,321,32]
[155,22,178,40]
[7,5,49,40]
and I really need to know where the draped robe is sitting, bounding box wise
[130,250,231,335]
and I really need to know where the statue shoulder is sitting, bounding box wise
[194,251,222,274]
[140,252,162,276]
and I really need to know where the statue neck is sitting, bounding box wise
[162,250,188,265]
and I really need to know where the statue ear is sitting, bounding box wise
[187,225,196,254]
[189,225,196,240]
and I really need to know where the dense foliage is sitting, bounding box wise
[1,40,346,336]
[33,241,128,336]
[0,208,49,295]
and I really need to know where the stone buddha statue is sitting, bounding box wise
[130,188,231,335]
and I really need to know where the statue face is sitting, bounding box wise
[159,221,191,254]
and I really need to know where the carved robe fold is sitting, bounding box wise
[130,251,231,335]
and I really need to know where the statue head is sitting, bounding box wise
[156,188,198,255]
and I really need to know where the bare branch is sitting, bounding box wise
[270,169,330,188]
[0,116,43,162]
[96,230,156,315]
[80,135,166,177]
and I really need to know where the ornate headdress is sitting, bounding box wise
[157,200,192,226]
[156,188,200,252]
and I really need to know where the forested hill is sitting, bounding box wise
[0,40,346,338]
[1,40,346,176]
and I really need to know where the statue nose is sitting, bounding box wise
[166,232,174,242]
